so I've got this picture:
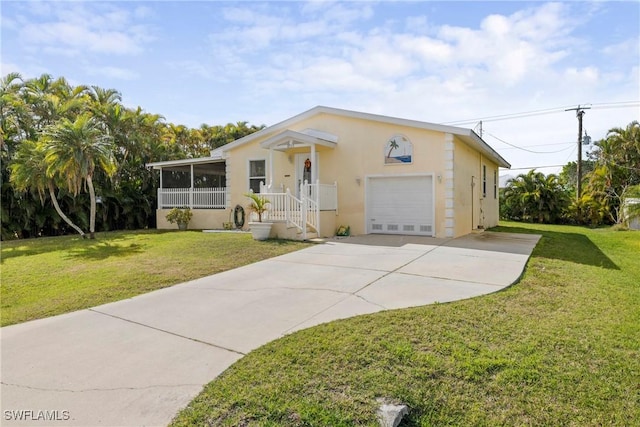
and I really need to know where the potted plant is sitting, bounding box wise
[165,207,193,230]
[245,193,272,240]
[336,225,350,237]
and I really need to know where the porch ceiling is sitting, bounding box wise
[260,129,337,151]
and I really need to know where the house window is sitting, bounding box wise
[482,165,487,198]
[248,159,266,193]
[493,169,498,199]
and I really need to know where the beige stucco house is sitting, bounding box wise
[147,106,510,239]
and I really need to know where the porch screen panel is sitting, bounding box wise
[194,163,226,188]
[162,166,190,188]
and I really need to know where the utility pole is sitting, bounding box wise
[565,105,591,200]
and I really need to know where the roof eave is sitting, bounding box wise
[464,130,511,169]
[145,157,225,170]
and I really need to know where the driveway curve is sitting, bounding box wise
[1,231,539,426]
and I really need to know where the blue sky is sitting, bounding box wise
[2,1,639,176]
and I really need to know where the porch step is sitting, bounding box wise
[296,228,318,241]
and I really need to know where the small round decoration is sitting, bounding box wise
[233,205,245,228]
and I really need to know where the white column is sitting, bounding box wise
[444,133,455,238]
[190,164,194,208]
[158,167,163,209]
[269,147,274,189]
[310,143,317,183]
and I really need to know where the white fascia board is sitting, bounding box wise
[146,157,225,170]
[220,107,327,153]
[464,130,511,169]
[259,129,337,150]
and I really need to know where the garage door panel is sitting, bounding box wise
[367,176,433,236]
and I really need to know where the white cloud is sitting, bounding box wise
[601,37,640,57]
[86,66,139,81]
[0,62,22,76]
[564,66,600,84]
[167,60,213,80]
[16,3,154,56]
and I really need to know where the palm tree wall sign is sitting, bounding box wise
[384,135,413,164]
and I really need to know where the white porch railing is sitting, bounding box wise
[158,188,226,209]
[257,180,336,239]
[309,182,338,212]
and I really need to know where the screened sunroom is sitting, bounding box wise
[147,157,227,209]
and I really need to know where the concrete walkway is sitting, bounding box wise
[1,231,539,426]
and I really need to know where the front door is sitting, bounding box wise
[295,153,319,198]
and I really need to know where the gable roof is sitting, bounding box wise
[260,129,338,151]
[222,106,510,168]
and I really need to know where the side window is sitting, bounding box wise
[249,159,266,193]
[482,165,487,198]
[493,169,498,199]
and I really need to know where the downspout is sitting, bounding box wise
[471,176,475,230]
[479,153,484,229]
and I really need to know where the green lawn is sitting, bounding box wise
[0,230,309,327]
[171,223,640,426]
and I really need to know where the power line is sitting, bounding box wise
[563,144,578,164]
[441,101,639,126]
[485,131,576,154]
[503,165,567,171]
[499,141,574,150]
[442,106,571,125]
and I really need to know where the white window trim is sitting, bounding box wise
[247,158,267,193]
[482,164,487,198]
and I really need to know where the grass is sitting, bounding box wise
[0,230,309,327]
[171,222,640,426]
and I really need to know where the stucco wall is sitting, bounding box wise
[482,161,500,229]
[225,113,450,237]
[156,209,229,230]
[452,137,501,236]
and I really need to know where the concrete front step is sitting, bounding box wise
[296,229,318,240]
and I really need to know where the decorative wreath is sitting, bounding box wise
[233,205,245,228]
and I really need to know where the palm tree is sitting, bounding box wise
[583,121,640,223]
[44,113,116,239]
[9,139,86,237]
[503,170,568,223]
[386,137,400,159]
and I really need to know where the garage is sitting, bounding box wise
[366,175,434,236]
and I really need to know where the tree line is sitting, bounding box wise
[1,73,263,240]
[500,120,640,226]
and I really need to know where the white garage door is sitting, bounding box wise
[367,175,434,236]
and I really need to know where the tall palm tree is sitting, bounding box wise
[44,113,116,239]
[10,139,86,237]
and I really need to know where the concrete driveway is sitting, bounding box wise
[1,231,539,426]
